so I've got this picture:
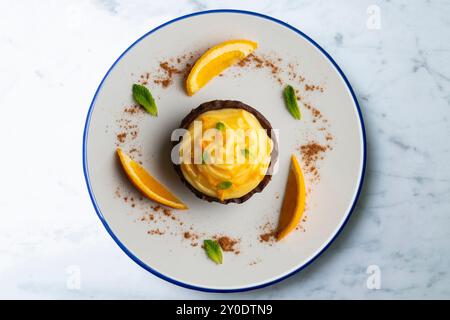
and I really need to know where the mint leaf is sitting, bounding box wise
[241,148,250,159]
[283,85,301,120]
[203,240,223,264]
[217,181,232,190]
[215,122,226,131]
[132,84,157,116]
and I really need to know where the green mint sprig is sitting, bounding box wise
[132,84,157,116]
[203,240,223,264]
[283,85,301,120]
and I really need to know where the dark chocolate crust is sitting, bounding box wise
[172,100,278,204]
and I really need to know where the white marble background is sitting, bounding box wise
[0,0,449,299]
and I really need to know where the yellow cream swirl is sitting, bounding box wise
[179,108,273,201]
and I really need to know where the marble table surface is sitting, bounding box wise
[0,0,449,299]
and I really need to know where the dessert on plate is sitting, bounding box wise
[173,100,278,204]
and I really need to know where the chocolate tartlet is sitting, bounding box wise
[172,100,278,204]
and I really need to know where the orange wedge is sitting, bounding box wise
[186,39,258,96]
[116,148,188,209]
[276,154,306,240]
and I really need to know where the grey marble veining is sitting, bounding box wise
[0,0,448,299]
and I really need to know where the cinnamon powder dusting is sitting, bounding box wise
[259,232,276,243]
[140,52,199,89]
[183,231,201,247]
[115,105,144,148]
[147,229,165,235]
[258,222,276,244]
[116,133,126,143]
[237,53,284,85]
[299,141,331,182]
[216,236,240,254]
[153,61,181,88]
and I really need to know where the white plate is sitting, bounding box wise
[83,10,366,292]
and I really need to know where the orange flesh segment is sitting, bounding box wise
[117,148,188,210]
[186,40,257,96]
[193,51,247,90]
[276,154,306,240]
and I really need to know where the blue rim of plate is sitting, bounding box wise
[83,9,367,293]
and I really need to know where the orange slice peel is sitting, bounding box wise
[186,39,258,96]
[116,148,188,210]
[276,154,306,240]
